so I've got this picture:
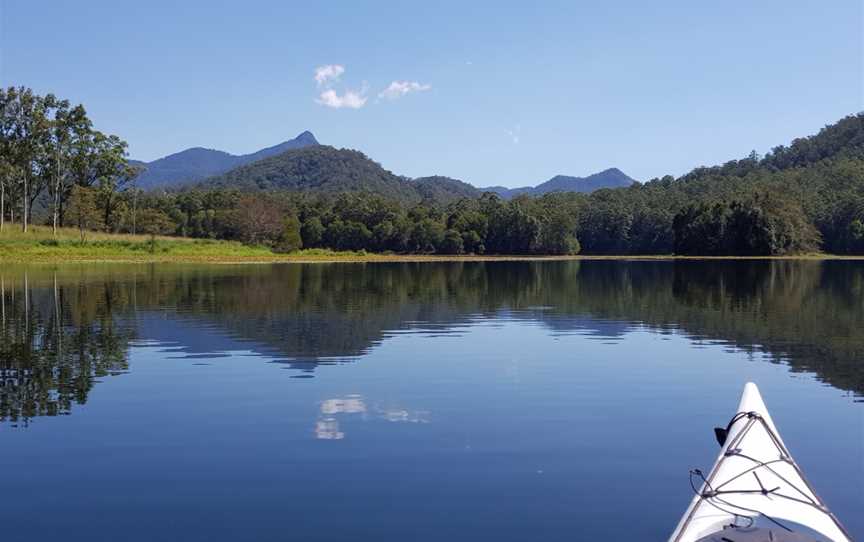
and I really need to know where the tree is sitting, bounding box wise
[301,216,325,247]
[136,208,175,253]
[0,87,46,231]
[275,214,303,253]
[410,218,445,253]
[232,195,284,245]
[536,202,580,255]
[486,199,540,254]
[440,229,465,254]
[324,220,372,251]
[48,100,71,236]
[0,87,132,232]
[66,185,101,242]
[0,160,17,232]
[674,193,820,256]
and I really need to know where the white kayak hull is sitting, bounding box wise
[669,383,851,542]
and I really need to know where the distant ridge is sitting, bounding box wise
[195,146,484,204]
[412,176,481,203]
[131,131,319,189]
[132,128,635,202]
[483,168,637,199]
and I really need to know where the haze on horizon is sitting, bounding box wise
[1,0,860,187]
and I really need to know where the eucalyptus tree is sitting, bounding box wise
[0,86,137,233]
[12,87,53,232]
[46,101,85,236]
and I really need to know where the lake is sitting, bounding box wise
[1,260,862,541]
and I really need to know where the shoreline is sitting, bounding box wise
[1,226,861,264]
[2,252,863,265]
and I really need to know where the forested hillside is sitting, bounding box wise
[412,176,481,204]
[198,145,418,201]
[2,86,862,256]
[135,113,861,256]
[198,146,482,204]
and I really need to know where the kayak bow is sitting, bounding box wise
[669,383,851,542]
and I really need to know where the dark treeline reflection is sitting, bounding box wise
[1,260,862,424]
[0,273,132,425]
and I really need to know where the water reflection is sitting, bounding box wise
[315,395,430,439]
[0,260,862,426]
[0,273,132,426]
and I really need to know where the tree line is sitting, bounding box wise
[0,86,138,234]
[2,87,862,255]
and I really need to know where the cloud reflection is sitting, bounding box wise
[315,395,430,439]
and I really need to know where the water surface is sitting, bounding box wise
[1,260,862,541]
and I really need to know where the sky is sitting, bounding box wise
[1,0,861,187]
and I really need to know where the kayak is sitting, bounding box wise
[669,383,851,542]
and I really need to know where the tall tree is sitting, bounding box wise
[66,185,101,242]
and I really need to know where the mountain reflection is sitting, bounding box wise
[1,260,861,425]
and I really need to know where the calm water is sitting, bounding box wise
[1,260,862,541]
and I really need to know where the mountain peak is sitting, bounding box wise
[295,130,318,144]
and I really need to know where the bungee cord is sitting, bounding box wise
[677,411,851,541]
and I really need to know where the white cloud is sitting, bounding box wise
[506,124,521,144]
[315,88,367,109]
[314,64,345,87]
[378,80,431,100]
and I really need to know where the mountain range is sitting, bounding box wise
[131,132,638,198]
[130,131,319,189]
[482,169,636,198]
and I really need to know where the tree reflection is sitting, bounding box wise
[1,259,861,427]
[0,272,132,426]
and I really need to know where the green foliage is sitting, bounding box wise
[413,176,481,204]
[275,214,303,253]
[673,193,821,255]
[135,209,172,253]
[440,229,465,254]
[202,146,419,202]
[324,220,372,251]
[0,86,135,233]
[66,185,101,242]
[300,215,324,248]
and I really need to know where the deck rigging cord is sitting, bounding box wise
[681,411,851,540]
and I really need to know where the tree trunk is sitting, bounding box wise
[1,179,5,232]
[103,194,112,232]
[53,188,59,236]
[22,172,28,232]
[53,152,60,237]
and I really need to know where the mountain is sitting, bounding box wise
[198,143,632,204]
[198,147,488,204]
[131,131,319,189]
[199,145,419,201]
[412,176,481,203]
[484,168,637,199]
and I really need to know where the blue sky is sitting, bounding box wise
[1,1,861,187]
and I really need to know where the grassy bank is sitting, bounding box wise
[0,226,575,263]
[0,225,861,263]
[0,225,351,263]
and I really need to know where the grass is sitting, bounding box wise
[0,225,861,264]
[0,225,358,263]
